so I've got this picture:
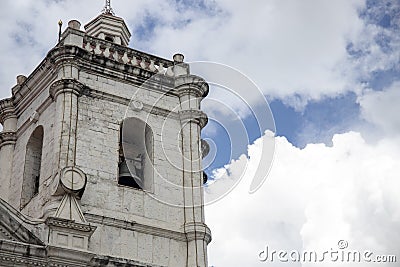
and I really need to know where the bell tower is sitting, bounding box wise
[0,2,211,267]
[84,1,131,46]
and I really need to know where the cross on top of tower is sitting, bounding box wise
[102,0,115,15]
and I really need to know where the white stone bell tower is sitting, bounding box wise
[0,2,211,266]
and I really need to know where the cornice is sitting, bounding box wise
[84,213,187,242]
[11,58,56,107]
[82,86,179,119]
[46,217,96,234]
[0,239,97,267]
[89,255,166,267]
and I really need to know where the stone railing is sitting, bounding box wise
[82,35,176,77]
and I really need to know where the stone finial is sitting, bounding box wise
[16,75,27,85]
[173,53,185,63]
[68,20,81,30]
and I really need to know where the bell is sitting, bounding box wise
[118,160,142,189]
[119,160,134,177]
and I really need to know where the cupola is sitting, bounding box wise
[84,0,131,46]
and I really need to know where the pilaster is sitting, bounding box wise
[50,78,83,170]
[176,74,210,267]
[0,99,17,202]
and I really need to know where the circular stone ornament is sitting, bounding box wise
[60,167,87,193]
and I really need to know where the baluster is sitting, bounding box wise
[94,43,102,55]
[122,52,129,64]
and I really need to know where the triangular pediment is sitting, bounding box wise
[0,198,44,245]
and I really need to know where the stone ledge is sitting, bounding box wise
[46,217,96,234]
[84,213,187,242]
[88,255,166,267]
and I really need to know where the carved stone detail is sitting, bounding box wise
[0,99,16,124]
[0,132,16,148]
[174,74,209,98]
[49,79,84,99]
[184,222,212,244]
[179,109,208,129]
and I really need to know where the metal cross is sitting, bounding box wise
[102,0,115,15]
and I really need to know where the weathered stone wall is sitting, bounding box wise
[10,86,57,217]
[74,70,187,265]
[1,19,211,265]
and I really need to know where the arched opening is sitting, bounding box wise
[21,126,44,208]
[118,118,153,191]
[105,35,114,42]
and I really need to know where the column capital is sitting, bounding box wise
[174,74,209,98]
[0,99,16,125]
[179,109,208,129]
[50,79,84,99]
[184,222,212,244]
[0,132,17,148]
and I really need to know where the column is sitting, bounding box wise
[45,64,83,217]
[50,64,82,170]
[0,99,17,202]
[175,74,211,267]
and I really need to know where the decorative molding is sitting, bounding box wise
[46,217,96,234]
[179,109,208,129]
[12,62,57,114]
[0,239,97,267]
[82,86,179,119]
[88,255,166,267]
[174,74,209,98]
[49,79,84,99]
[0,132,16,148]
[0,99,16,124]
[0,200,44,246]
[184,222,212,244]
[0,225,17,242]
[84,213,187,242]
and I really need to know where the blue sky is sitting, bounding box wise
[0,0,399,266]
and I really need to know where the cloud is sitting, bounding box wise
[146,0,367,106]
[358,81,400,138]
[206,131,400,266]
[1,0,398,109]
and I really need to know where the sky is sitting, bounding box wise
[0,0,399,266]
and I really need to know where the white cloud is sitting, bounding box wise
[206,131,400,266]
[145,0,369,108]
[358,81,400,138]
[1,0,397,110]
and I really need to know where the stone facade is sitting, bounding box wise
[0,10,211,267]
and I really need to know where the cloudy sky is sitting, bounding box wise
[0,0,399,266]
